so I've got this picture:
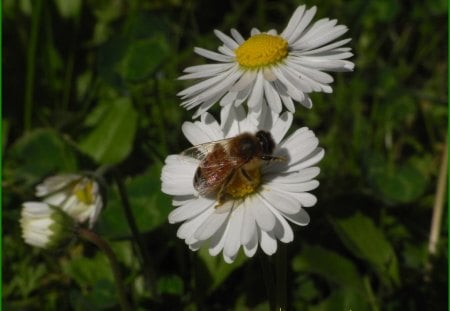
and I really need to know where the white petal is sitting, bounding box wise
[194,208,231,240]
[247,71,264,108]
[194,47,234,62]
[263,80,282,114]
[259,189,300,215]
[286,6,317,44]
[223,206,244,260]
[230,28,245,44]
[248,194,276,231]
[161,155,197,196]
[241,199,257,245]
[214,29,239,50]
[260,229,277,255]
[280,5,306,39]
[168,197,215,224]
[265,180,319,193]
[230,70,257,92]
[270,111,293,143]
[176,207,213,240]
[282,208,310,226]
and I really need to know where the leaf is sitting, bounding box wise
[78,97,138,165]
[122,36,170,81]
[61,253,113,287]
[54,0,81,18]
[157,275,184,296]
[293,245,365,292]
[367,155,428,204]
[98,165,172,238]
[331,212,400,287]
[6,128,77,185]
[309,288,369,311]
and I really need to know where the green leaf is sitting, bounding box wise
[331,212,400,287]
[367,155,428,204]
[54,0,81,18]
[6,128,77,185]
[69,280,116,311]
[122,36,170,81]
[78,97,137,165]
[309,288,369,311]
[62,253,113,287]
[98,165,172,238]
[293,245,365,292]
[157,275,184,296]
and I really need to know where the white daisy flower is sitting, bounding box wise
[35,174,103,228]
[20,202,75,249]
[161,105,324,263]
[178,4,354,119]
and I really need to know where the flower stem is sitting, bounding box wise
[427,139,448,256]
[77,227,131,311]
[275,243,287,311]
[113,171,157,298]
[258,253,276,311]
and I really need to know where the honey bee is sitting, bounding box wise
[182,131,283,206]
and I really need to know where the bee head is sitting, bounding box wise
[256,131,275,155]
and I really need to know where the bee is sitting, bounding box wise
[182,131,283,206]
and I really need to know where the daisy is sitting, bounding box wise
[178,4,354,119]
[161,104,324,263]
[35,174,103,228]
[20,202,75,249]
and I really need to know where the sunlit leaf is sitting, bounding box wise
[293,245,365,292]
[6,128,77,184]
[367,154,429,204]
[331,212,400,287]
[122,36,170,82]
[78,97,137,165]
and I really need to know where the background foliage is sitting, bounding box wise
[3,0,448,310]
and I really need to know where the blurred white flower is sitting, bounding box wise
[36,174,103,228]
[20,202,75,249]
[161,105,324,263]
[178,4,354,119]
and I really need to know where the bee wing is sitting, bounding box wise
[181,138,242,167]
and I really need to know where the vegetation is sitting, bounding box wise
[3,0,448,310]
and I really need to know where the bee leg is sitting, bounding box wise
[215,171,235,208]
[240,168,253,181]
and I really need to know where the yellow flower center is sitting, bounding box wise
[235,34,288,69]
[74,180,95,205]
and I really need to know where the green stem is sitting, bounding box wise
[78,227,131,311]
[363,276,379,311]
[259,253,276,311]
[275,244,287,311]
[114,171,157,298]
[24,0,43,133]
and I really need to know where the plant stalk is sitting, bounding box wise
[275,243,287,311]
[78,227,131,311]
[259,252,276,311]
[114,171,157,298]
[427,139,448,255]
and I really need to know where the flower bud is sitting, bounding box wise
[20,202,75,249]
